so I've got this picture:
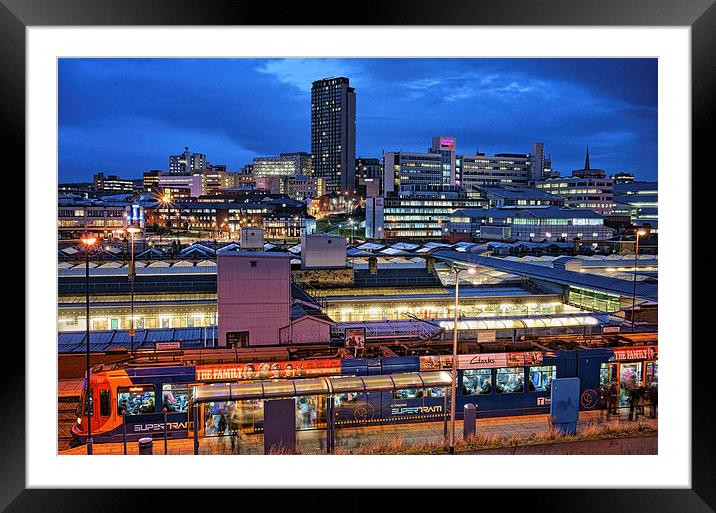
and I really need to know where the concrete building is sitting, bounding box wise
[57,196,134,237]
[217,252,332,347]
[613,181,658,233]
[430,136,457,186]
[253,152,312,178]
[476,184,564,208]
[157,173,206,198]
[355,157,383,197]
[611,172,635,184]
[239,226,264,249]
[169,147,206,174]
[311,77,356,194]
[448,206,614,244]
[457,143,552,189]
[383,151,443,195]
[93,172,135,194]
[199,165,241,195]
[460,152,532,189]
[534,149,614,215]
[534,176,614,216]
[217,252,292,347]
[300,234,347,269]
[286,175,323,201]
[366,185,486,239]
[146,197,314,240]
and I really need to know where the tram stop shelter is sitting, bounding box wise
[189,370,452,454]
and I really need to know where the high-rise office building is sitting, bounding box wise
[169,146,206,174]
[383,151,443,195]
[311,77,356,194]
[430,136,457,185]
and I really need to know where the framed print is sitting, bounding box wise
[4,0,715,511]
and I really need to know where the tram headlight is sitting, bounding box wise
[77,417,82,426]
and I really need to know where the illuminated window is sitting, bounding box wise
[118,385,155,415]
[496,368,524,394]
[462,369,492,396]
[528,366,556,392]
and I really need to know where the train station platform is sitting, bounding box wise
[59,410,657,455]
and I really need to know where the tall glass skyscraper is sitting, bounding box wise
[311,77,356,194]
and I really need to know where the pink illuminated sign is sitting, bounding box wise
[440,137,455,149]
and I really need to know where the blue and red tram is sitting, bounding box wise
[70,345,657,446]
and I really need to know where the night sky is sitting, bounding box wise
[59,58,657,183]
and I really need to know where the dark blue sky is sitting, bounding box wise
[59,58,657,183]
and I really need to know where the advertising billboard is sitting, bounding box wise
[344,328,366,350]
[419,351,544,371]
[196,359,342,381]
[612,345,657,361]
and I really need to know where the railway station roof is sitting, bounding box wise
[190,371,452,403]
[438,314,604,331]
[432,250,658,303]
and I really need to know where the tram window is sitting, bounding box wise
[528,366,556,392]
[646,362,658,386]
[117,386,155,416]
[99,390,111,417]
[496,368,524,394]
[462,369,492,396]
[335,392,358,407]
[393,388,424,400]
[162,384,188,413]
[425,387,445,398]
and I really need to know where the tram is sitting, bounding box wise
[70,345,657,445]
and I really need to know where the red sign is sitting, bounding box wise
[612,345,658,361]
[196,359,341,382]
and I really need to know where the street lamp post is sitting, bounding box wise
[449,264,476,454]
[631,228,647,332]
[81,232,98,455]
[126,224,142,355]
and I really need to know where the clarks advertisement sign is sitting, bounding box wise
[419,352,543,371]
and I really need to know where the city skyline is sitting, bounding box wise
[59,58,658,183]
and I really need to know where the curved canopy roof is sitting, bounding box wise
[191,371,451,403]
[439,314,602,331]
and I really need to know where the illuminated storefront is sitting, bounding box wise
[599,345,658,407]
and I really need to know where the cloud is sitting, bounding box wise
[58,58,658,182]
[255,58,371,93]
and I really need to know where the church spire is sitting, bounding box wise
[585,146,591,170]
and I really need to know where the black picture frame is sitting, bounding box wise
[4,0,714,511]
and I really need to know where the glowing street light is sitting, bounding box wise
[80,232,98,455]
[449,264,477,454]
[630,228,648,332]
[126,224,142,355]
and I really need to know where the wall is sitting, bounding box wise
[284,316,332,344]
[292,268,354,288]
[300,235,347,268]
[217,253,291,347]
